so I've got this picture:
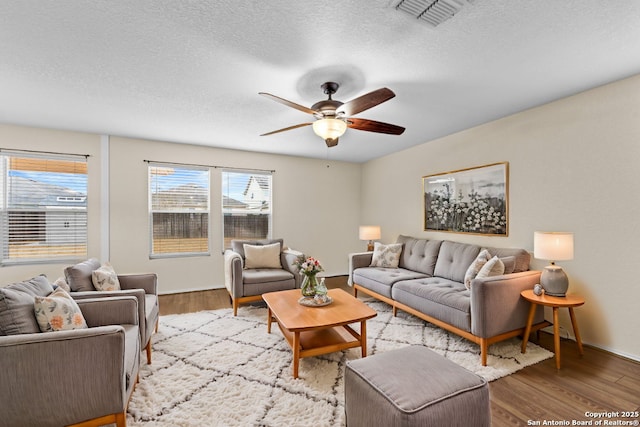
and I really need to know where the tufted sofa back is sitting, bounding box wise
[394,235,532,282]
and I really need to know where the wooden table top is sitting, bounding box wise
[520,289,585,308]
[262,288,377,332]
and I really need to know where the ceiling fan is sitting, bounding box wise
[259,82,405,147]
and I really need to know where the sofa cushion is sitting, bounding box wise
[242,268,293,285]
[392,277,472,332]
[231,238,283,259]
[0,275,54,335]
[396,235,442,275]
[243,243,282,269]
[65,258,101,292]
[370,242,403,268]
[92,263,121,291]
[434,241,481,283]
[476,256,505,280]
[464,249,492,289]
[485,246,531,273]
[353,267,429,299]
[34,287,88,332]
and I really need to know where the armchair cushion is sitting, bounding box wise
[231,238,284,259]
[34,287,87,332]
[65,258,101,291]
[243,242,282,269]
[0,275,54,335]
[92,263,121,291]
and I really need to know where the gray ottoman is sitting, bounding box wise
[345,346,490,427]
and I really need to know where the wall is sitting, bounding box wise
[0,127,364,293]
[360,73,640,361]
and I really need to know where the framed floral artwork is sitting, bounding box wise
[423,162,508,236]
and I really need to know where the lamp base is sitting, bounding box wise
[367,241,374,252]
[540,265,568,297]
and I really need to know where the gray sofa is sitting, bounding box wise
[349,235,549,365]
[0,275,140,427]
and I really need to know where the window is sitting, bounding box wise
[149,163,210,257]
[222,170,272,249]
[0,151,88,265]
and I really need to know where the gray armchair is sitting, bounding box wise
[65,258,159,364]
[224,238,304,315]
[0,292,140,427]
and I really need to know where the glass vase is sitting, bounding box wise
[300,273,318,297]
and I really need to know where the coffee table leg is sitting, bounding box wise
[292,332,300,379]
[360,320,367,357]
[267,307,272,333]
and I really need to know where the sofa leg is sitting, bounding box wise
[115,411,126,427]
[146,341,152,364]
[233,299,239,316]
[392,306,398,317]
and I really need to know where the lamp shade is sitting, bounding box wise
[312,118,347,140]
[534,231,574,261]
[359,226,381,241]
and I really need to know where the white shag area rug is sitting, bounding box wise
[127,299,552,427]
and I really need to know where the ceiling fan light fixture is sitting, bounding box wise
[312,118,347,140]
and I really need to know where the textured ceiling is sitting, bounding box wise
[1,0,639,163]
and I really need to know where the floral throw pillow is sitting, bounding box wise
[34,287,88,332]
[464,249,492,289]
[92,263,121,291]
[370,242,403,268]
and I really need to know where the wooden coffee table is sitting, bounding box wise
[262,288,377,378]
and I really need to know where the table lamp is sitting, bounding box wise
[359,226,381,251]
[533,231,574,297]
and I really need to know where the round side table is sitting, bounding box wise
[520,289,585,369]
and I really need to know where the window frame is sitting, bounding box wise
[148,162,211,259]
[0,150,88,266]
[221,169,273,250]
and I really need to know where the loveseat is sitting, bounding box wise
[349,235,549,365]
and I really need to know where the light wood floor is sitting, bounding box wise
[159,277,640,426]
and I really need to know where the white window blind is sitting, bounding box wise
[0,151,88,265]
[222,170,272,249]
[149,163,210,257]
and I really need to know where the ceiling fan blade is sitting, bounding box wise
[260,122,313,136]
[337,88,396,116]
[347,118,405,135]
[259,92,317,115]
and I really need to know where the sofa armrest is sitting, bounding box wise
[348,252,374,285]
[470,270,544,338]
[76,296,139,327]
[282,249,304,287]
[118,273,157,295]
[0,326,128,426]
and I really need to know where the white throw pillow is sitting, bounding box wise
[464,249,492,289]
[34,287,88,332]
[53,276,71,292]
[92,263,121,291]
[475,256,505,281]
[370,242,403,268]
[243,243,282,269]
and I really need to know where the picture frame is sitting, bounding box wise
[423,162,509,236]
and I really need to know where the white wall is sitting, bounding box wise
[360,73,640,361]
[0,128,363,292]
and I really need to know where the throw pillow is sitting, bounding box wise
[53,276,71,292]
[243,242,282,269]
[0,275,54,335]
[475,256,506,281]
[500,256,516,275]
[34,287,88,332]
[64,258,101,292]
[464,249,492,289]
[92,263,121,291]
[370,242,403,268]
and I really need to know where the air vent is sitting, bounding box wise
[395,0,474,27]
